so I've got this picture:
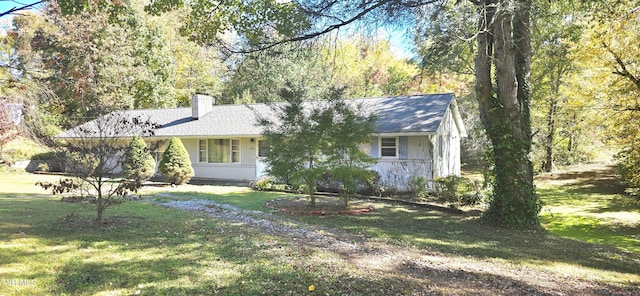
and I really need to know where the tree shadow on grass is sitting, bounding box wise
[53,258,192,295]
[298,206,640,277]
[396,257,637,296]
[537,165,627,195]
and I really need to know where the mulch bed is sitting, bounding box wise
[265,196,376,215]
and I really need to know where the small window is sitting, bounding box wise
[231,139,240,163]
[198,140,207,162]
[258,140,270,158]
[380,137,397,157]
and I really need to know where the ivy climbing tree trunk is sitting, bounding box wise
[475,0,541,228]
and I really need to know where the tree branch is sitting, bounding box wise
[0,1,43,18]
[603,41,640,91]
[231,0,441,54]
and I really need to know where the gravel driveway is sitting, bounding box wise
[161,198,636,296]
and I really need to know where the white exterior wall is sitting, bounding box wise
[369,136,433,191]
[367,107,463,191]
[183,137,258,181]
[432,107,461,178]
[175,106,462,186]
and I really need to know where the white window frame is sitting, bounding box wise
[231,139,240,163]
[379,136,398,159]
[198,139,207,163]
[199,138,241,164]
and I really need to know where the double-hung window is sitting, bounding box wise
[380,137,397,158]
[198,139,240,163]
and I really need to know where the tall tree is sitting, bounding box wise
[472,0,540,227]
[25,2,139,126]
[320,37,421,97]
[221,43,332,104]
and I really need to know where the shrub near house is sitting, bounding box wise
[159,137,194,185]
[122,136,156,182]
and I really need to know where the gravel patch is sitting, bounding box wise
[162,199,363,254]
[159,197,638,296]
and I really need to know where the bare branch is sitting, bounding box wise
[230,0,441,54]
[0,0,43,18]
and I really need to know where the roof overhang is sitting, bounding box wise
[371,132,437,137]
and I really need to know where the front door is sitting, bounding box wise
[255,140,269,179]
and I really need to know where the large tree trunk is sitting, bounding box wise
[475,0,541,228]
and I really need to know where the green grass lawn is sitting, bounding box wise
[536,166,640,254]
[1,169,639,295]
[1,172,415,295]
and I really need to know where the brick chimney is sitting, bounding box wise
[191,93,214,120]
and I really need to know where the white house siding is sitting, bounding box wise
[432,107,461,178]
[182,137,258,181]
[369,136,433,191]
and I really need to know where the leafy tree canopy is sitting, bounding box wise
[258,83,376,206]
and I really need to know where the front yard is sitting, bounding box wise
[0,167,638,295]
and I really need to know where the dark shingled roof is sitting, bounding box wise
[57,94,462,138]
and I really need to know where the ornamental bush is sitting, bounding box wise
[158,137,194,185]
[122,136,156,182]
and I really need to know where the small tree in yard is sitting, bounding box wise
[37,112,158,223]
[258,84,376,207]
[158,137,194,185]
[122,135,156,182]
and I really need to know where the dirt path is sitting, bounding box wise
[162,198,636,296]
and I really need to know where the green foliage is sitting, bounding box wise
[478,111,541,229]
[147,0,310,46]
[434,175,480,206]
[221,43,332,104]
[292,167,327,207]
[482,148,542,229]
[252,177,274,191]
[411,176,430,199]
[259,84,376,207]
[12,2,222,129]
[329,166,376,206]
[122,136,156,182]
[580,2,640,192]
[158,137,194,185]
[413,1,476,76]
[529,0,595,172]
[0,136,51,163]
[320,38,422,98]
[0,100,21,159]
[616,147,640,193]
